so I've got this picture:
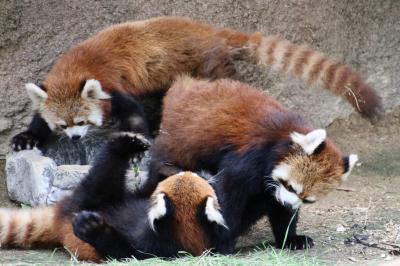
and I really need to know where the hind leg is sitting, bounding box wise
[197,46,238,80]
[72,211,136,260]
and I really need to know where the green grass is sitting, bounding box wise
[104,245,323,266]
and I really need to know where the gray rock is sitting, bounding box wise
[5,141,151,206]
[5,149,57,206]
[1,0,399,157]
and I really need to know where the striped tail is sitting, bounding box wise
[217,29,383,121]
[0,207,60,248]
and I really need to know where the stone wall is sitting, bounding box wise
[1,0,399,158]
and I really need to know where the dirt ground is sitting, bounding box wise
[0,108,399,265]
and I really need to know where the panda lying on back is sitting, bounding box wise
[0,133,227,261]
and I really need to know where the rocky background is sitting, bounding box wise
[0,0,399,158]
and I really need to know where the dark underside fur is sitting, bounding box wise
[59,134,180,260]
[148,139,314,253]
[59,134,223,260]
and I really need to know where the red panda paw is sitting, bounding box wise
[280,235,314,250]
[72,211,106,244]
[11,131,40,151]
[110,132,151,156]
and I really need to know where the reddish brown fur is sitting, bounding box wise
[0,206,100,262]
[156,76,308,168]
[155,76,348,198]
[36,16,380,123]
[155,172,217,255]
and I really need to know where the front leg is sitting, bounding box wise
[11,113,52,151]
[71,133,150,209]
[110,91,150,136]
[72,211,137,260]
[266,200,314,250]
[212,182,248,254]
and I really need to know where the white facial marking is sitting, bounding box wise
[275,185,302,209]
[148,193,167,231]
[88,108,103,126]
[73,117,85,124]
[177,172,185,176]
[305,196,316,202]
[56,120,67,127]
[341,154,359,181]
[25,83,48,107]
[290,129,327,155]
[291,183,303,194]
[81,79,111,100]
[271,163,291,181]
[205,197,228,229]
[64,125,90,139]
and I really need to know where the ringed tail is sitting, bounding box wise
[217,29,383,120]
[0,207,59,248]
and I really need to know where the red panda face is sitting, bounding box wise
[25,80,109,140]
[271,129,358,209]
[147,172,227,255]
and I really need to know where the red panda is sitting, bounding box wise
[12,16,381,151]
[145,76,359,253]
[0,133,226,261]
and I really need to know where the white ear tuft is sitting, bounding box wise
[205,197,228,229]
[148,193,167,232]
[341,154,358,181]
[81,79,111,100]
[25,83,48,107]
[290,129,327,155]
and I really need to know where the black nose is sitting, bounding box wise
[71,135,81,141]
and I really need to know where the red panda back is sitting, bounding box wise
[156,76,307,168]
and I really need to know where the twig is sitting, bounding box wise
[336,187,356,192]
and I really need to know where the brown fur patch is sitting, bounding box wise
[156,76,311,169]
[36,16,380,128]
[155,172,216,255]
[283,139,344,199]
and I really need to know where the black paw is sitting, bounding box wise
[72,211,105,243]
[278,235,314,250]
[111,132,151,155]
[11,131,39,151]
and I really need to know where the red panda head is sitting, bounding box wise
[271,129,358,209]
[147,171,227,255]
[25,79,110,140]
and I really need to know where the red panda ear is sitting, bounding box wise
[25,83,48,107]
[341,154,358,181]
[148,193,173,232]
[204,197,228,229]
[81,79,111,100]
[290,129,327,155]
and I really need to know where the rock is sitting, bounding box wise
[336,224,347,232]
[5,149,57,206]
[5,141,151,206]
[1,0,399,157]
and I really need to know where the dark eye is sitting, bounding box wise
[60,125,67,129]
[287,185,296,193]
[303,199,314,204]
[76,121,85,126]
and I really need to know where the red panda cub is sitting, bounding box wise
[12,16,381,151]
[146,76,359,253]
[0,134,227,261]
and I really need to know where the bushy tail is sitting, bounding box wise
[217,29,383,120]
[0,207,60,248]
